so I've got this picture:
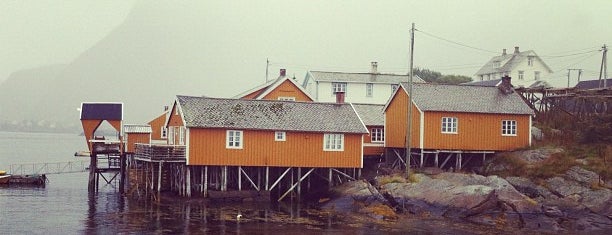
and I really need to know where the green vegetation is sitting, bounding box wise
[413,67,472,84]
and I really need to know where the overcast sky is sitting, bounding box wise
[1,0,611,86]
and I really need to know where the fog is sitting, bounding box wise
[0,0,610,127]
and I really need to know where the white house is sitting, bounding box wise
[474,47,553,87]
[302,62,425,104]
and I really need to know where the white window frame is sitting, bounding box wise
[502,120,517,136]
[226,130,243,149]
[534,71,540,80]
[527,56,534,66]
[441,117,458,134]
[275,131,286,141]
[518,71,524,80]
[178,127,185,145]
[366,83,373,97]
[277,96,296,101]
[371,128,384,142]
[331,82,347,94]
[323,133,344,151]
[161,126,168,139]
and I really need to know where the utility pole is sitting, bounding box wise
[265,58,270,83]
[599,44,608,88]
[406,23,415,178]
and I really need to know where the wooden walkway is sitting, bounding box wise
[7,160,89,175]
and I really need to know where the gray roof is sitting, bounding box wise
[176,96,368,133]
[461,79,502,87]
[575,78,612,89]
[352,104,384,126]
[475,50,552,76]
[124,124,152,133]
[397,83,535,115]
[308,71,425,84]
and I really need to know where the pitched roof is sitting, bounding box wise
[233,79,278,99]
[124,124,152,133]
[352,104,384,126]
[176,96,368,133]
[306,71,425,84]
[461,79,502,87]
[475,50,553,76]
[392,83,534,115]
[80,102,123,120]
[234,76,314,101]
[574,78,612,90]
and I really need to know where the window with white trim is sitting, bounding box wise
[277,96,296,101]
[371,128,384,142]
[527,56,534,66]
[161,126,168,139]
[178,127,185,145]
[275,131,286,141]
[534,71,541,80]
[441,117,458,134]
[226,130,243,149]
[331,82,347,94]
[502,120,517,136]
[323,133,344,151]
[518,71,524,80]
[366,83,373,97]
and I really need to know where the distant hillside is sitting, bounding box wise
[0,1,269,130]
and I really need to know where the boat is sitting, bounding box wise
[0,174,46,186]
[0,174,11,184]
[0,170,7,175]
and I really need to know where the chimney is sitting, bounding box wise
[371,61,378,74]
[164,106,169,111]
[502,49,507,56]
[514,46,520,54]
[498,75,514,94]
[335,91,345,104]
[279,69,286,77]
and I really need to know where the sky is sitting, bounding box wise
[1,0,611,86]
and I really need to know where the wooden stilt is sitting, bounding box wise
[200,166,204,194]
[204,166,208,196]
[88,153,97,192]
[458,153,463,170]
[186,166,191,197]
[157,162,162,192]
[265,166,269,191]
[297,168,301,197]
[222,166,227,191]
[440,153,453,169]
[419,151,424,168]
[435,151,439,168]
[238,166,242,191]
[328,168,333,187]
[269,167,291,191]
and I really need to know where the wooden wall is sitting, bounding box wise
[148,112,167,141]
[187,128,362,168]
[261,80,313,101]
[125,133,150,153]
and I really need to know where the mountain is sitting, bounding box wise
[0,1,272,129]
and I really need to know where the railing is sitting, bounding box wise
[8,160,89,175]
[135,143,186,162]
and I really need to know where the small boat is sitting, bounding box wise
[0,174,11,184]
[0,170,7,175]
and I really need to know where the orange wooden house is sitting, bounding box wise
[123,124,151,153]
[147,107,169,143]
[167,95,367,168]
[352,103,385,158]
[235,69,314,102]
[384,78,535,169]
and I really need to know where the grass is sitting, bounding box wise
[376,174,407,185]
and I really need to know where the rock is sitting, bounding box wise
[563,166,600,186]
[545,175,612,218]
[545,177,589,198]
[515,148,564,164]
[543,205,565,218]
[505,176,559,201]
[323,180,396,220]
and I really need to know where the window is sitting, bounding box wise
[178,127,185,145]
[391,84,399,93]
[493,61,500,68]
[534,71,540,80]
[323,133,344,151]
[441,117,458,134]
[332,82,347,94]
[161,126,168,139]
[371,128,384,142]
[502,120,517,136]
[518,71,524,80]
[277,97,295,101]
[275,131,286,141]
[366,83,373,97]
[527,56,534,66]
[226,130,243,149]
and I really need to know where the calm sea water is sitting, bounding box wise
[0,131,508,234]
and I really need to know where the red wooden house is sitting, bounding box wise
[235,69,314,102]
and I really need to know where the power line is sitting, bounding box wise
[414,29,500,55]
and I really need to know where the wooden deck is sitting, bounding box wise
[134,144,186,162]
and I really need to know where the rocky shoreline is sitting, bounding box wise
[320,148,612,233]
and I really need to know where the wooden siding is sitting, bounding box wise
[126,133,150,153]
[81,119,122,151]
[422,112,530,151]
[187,128,362,168]
[241,87,266,99]
[363,125,384,156]
[261,80,313,101]
[148,112,167,140]
[384,90,421,148]
[167,102,184,127]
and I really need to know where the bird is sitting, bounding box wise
[236,213,242,221]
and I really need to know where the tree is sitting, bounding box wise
[413,67,472,85]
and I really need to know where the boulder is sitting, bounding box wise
[322,180,396,220]
[505,176,557,200]
[515,148,564,165]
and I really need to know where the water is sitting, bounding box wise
[0,131,507,234]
